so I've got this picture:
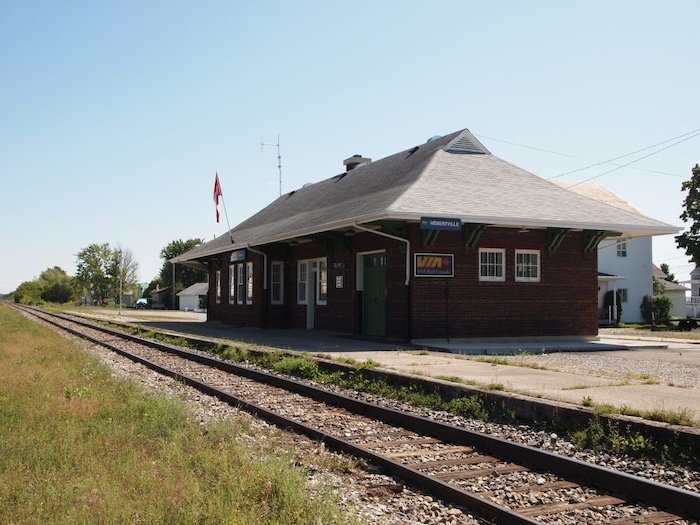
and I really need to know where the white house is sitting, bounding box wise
[553,181,652,323]
[176,282,208,311]
[684,265,700,317]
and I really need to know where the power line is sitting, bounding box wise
[476,134,580,159]
[476,134,686,178]
[562,130,700,189]
[546,127,700,180]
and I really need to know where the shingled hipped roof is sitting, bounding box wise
[172,129,678,264]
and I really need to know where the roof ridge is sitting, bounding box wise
[443,129,490,155]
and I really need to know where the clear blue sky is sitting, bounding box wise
[1,1,698,293]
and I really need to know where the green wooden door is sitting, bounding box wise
[363,253,386,336]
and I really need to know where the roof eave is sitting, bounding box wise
[170,212,392,264]
[384,211,679,238]
[172,211,678,265]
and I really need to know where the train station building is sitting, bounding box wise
[172,129,676,342]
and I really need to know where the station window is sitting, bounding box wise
[215,270,221,304]
[316,259,327,305]
[515,250,540,282]
[479,248,505,282]
[271,261,284,305]
[297,261,308,304]
[228,265,236,303]
[297,258,327,305]
[246,262,254,304]
[236,264,245,305]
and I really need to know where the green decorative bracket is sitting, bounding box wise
[379,221,408,239]
[547,228,571,252]
[313,232,353,255]
[583,230,620,252]
[422,228,440,246]
[463,223,487,248]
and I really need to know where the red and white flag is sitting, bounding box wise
[213,173,223,222]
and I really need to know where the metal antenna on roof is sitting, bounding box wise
[261,134,282,196]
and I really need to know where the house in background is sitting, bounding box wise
[172,129,677,341]
[177,282,208,311]
[151,286,171,309]
[684,265,700,317]
[552,181,654,324]
[652,265,688,319]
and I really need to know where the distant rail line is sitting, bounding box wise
[17,305,700,525]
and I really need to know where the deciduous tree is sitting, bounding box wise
[676,164,700,262]
[659,263,676,283]
[158,238,206,293]
[107,247,140,302]
[38,266,75,303]
[75,243,112,304]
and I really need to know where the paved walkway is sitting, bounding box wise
[70,309,700,425]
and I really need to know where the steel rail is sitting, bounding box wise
[21,307,700,523]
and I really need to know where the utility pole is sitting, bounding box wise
[261,134,282,196]
[118,250,123,315]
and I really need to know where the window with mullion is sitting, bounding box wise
[479,248,505,282]
[271,261,284,305]
[515,250,540,282]
[297,261,308,304]
[236,264,245,305]
[228,265,235,303]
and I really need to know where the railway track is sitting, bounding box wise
[18,306,700,525]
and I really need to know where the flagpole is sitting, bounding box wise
[219,193,234,244]
[214,172,234,244]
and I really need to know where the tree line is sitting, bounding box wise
[11,238,205,307]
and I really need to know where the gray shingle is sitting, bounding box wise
[173,129,677,264]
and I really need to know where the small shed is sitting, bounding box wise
[151,286,171,309]
[177,282,208,311]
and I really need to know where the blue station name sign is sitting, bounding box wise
[414,253,454,277]
[420,216,462,231]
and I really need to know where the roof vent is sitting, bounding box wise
[426,135,441,142]
[444,130,488,154]
[343,154,371,171]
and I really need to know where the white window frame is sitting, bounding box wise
[215,270,221,303]
[271,261,284,305]
[246,261,254,305]
[316,258,327,306]
[479,248,505,282]
[297,258,327,305]
[620,288,628,303]
[228,265,236,304]
[297,261,308,304]
[236,264,245,305]
[515,249,540,283]
[617,241,627,257]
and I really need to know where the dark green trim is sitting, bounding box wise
[547,228,571,252]
[312,232,353,255]
[378,220,408,239]
[422,228,440,246]
[583,230,621,252]
[463,223,487,248]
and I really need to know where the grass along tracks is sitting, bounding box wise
[0,304,363,525]
[16,306,700,525]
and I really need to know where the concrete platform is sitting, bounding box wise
[67,308,700,425]
[413,337,668,354]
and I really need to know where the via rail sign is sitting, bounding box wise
[420,216,462,231]
[415,253,454,277]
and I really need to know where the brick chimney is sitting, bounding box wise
[343,154,371,172]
